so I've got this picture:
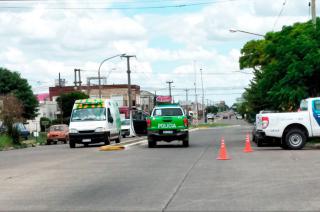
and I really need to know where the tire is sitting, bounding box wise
[256,138,263,147]
[115,133,121,144]
[104,134,110,145]
[148,136,156,148]
[46,140,51,145]
[285,128,306,150]
[69,140,76,148]
[83,143,89,147]
[280,141,289,150]
[53,141,58,145]
[182,137,189,147]
[122,135,126,138]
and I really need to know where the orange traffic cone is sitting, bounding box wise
[243,133,253,153]
[216,137,230,160]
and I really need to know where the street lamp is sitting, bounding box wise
[98,54,126,98]
[229,29,264,37]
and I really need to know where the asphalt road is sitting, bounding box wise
[2,120,320,211]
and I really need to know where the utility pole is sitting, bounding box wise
[184,89,189,114]
[312,0,317,28]
[200,68,205,123]
[74,69,82,90]
[59,72,63,124]
[166,81,173,101]
[193,61,199,124]
[121,55,136,111]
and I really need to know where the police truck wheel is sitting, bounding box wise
[256,138,263,147]
[182,138,189,147]
[148,137,156,148]
[69,140,75,148]
[285,128,306,150]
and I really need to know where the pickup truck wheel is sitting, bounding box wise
[148,137,156,148]
[285,128,306,150]
[69,140,76,148]
[280,141,289,150]
[256,138,263,147]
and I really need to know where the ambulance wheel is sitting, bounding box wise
[104,134,110,145]
[115,133,121,144]
[69,140,75,148]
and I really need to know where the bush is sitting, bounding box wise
[0,134,13,150]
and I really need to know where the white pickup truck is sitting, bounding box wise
[254,97,320,150]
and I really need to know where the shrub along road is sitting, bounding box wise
[1,120,320,211]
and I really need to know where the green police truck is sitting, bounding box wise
[146,104,189,148]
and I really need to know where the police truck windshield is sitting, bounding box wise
[152,108,183,116]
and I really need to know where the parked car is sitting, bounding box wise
[207,113,214,120]
[47,124,69,145]
[15,123,30,140]
[121,119,130,138]
[236,114,243,119]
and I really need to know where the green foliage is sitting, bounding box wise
[40,117,51,132]
[239,19,320,115]
[206,105,218,114]
[0,134,13,150]
[56,92,89,119]
[0,68,39,119]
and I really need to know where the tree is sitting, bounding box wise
[0,94,23,144]
[239,19,320,115]
[0,68,39,119]
[206,105,218,114]
[56,91,89,121]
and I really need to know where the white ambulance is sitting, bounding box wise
[68,99,121,148]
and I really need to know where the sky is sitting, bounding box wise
[0,0,311,106]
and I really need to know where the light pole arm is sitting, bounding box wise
[98,54,126,98]
[229,29,264,37]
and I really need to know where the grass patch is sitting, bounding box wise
[191,123,230,129]
[0,134,13,150]
[23,132,48,146]
[0,134,28,150]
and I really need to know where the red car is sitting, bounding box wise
[47,124,69,145]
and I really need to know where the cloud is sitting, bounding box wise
[0,0,310,105]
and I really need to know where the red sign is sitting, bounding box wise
[156,96,172,103]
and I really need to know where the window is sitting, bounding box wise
[49,125,64,132]
[152,108,184,116]
[300,100,308,111]
[313,100,320,111]
[71,108,106,121]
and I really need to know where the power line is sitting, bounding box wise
[273,0,288,31]
[0,0,250,10]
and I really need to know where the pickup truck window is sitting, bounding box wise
[152,108,184,117]
[314,100,320,111]
[300,100,308,111]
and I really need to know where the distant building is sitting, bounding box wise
[140,90,155,114]
[49,84,141,108]
[26,93,58,132]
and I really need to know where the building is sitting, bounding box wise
[49,84,141,108]
[140,90,155,113]
[26,93,59,132]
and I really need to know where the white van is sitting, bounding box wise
[68,99,121,148]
